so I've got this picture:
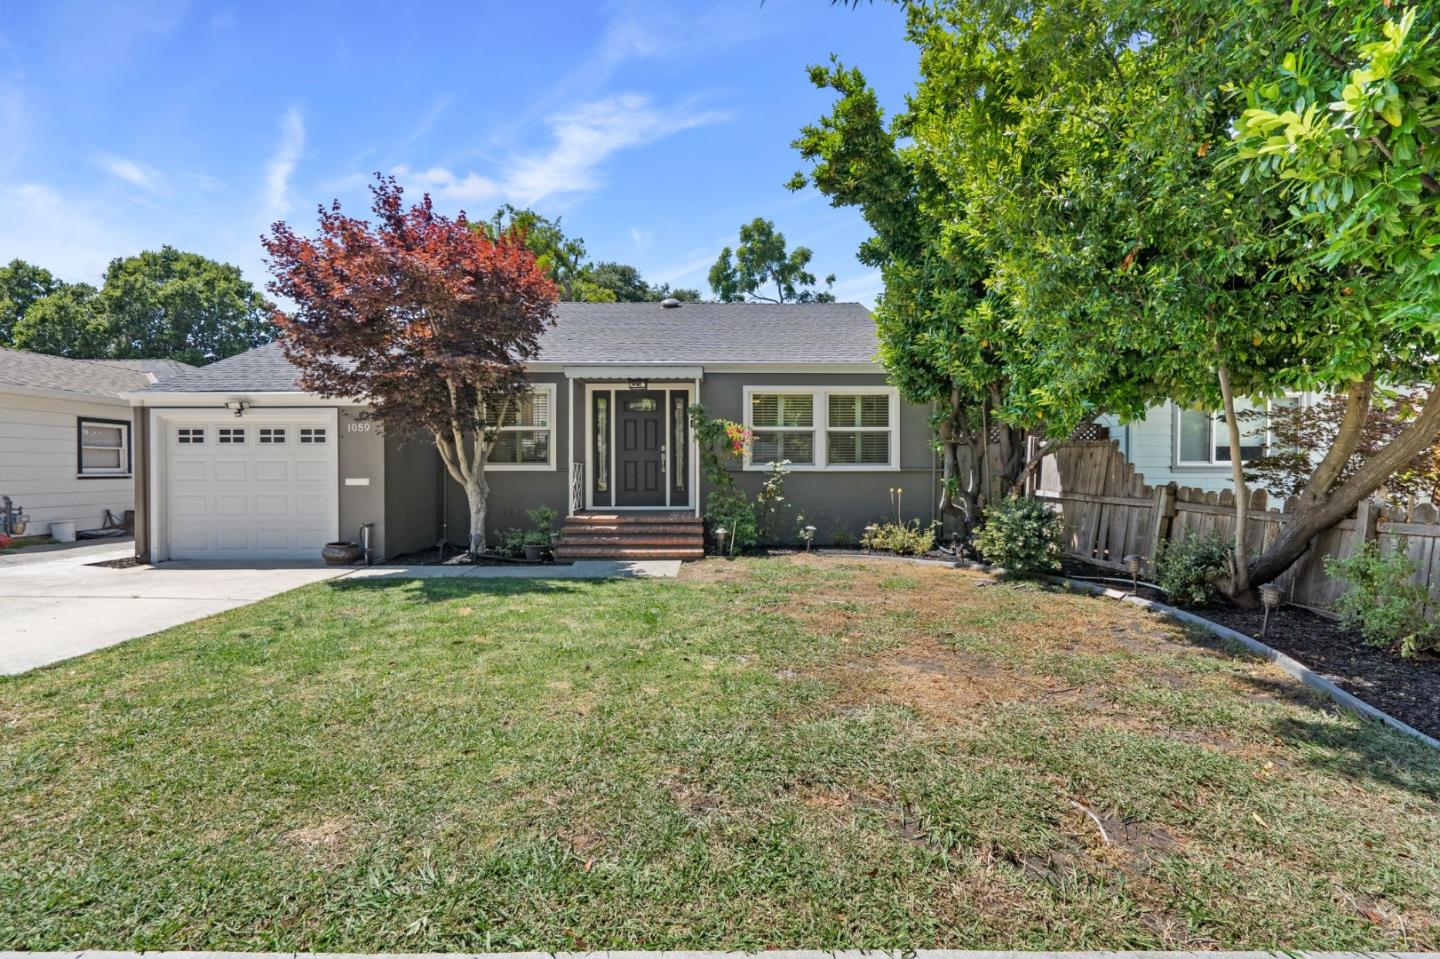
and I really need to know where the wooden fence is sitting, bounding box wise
[1034,439,1440,615]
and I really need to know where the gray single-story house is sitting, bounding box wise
[125,301,938,563]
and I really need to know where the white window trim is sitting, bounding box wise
[742,385,900,472]
[77,416,131,478]
[487,382,557,472]
[1171,394,1308,468]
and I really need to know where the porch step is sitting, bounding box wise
[557,511,705,561]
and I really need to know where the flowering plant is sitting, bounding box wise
[723,422,752,455]
[0,533,11,550]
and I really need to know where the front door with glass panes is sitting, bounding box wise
[590,386,691,509]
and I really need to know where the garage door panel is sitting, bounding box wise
[254,494,289,515]
[214,460,250,482]
[172,494,210,516]
[170,460,208,482]
[214,494,250,515]
[295,459,329,481]
[166,417,335,561]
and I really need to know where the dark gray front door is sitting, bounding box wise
[616,390,665,506]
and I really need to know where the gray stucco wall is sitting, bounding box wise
[699,372,936,546]
[384,431,440,558]
[337,408,388,559]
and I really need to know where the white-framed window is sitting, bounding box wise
[176,427,205,445]
[299,427,327,444]
[77,417,130,477]
[218,427,246,445]
[743,386,899,471]
[259,427,287,444]
[1173,395,1304,467]
[488,384,556,470]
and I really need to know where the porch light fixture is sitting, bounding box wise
[225,400,249,418]
[1259,582,1283,640]
[801,525,816,551]
[1123,554,1144,595]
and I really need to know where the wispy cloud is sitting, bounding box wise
[389,164,497,204]
[831,270,883,306]
[392,93,728,211]
[404,93,454,147]
[262,106,305,222]
[95,153,162,191]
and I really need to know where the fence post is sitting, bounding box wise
[1147,481,1177,565]
[1354,496,1380,544]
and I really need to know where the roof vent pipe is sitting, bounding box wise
[660,297,681,308]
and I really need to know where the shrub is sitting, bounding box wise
[706,487,758,554]
[972,496,1065,573]
[1154,531,1229,607]
[1326,541,1438,657]
[862,520,936,556]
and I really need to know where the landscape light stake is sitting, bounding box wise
[863,524,877,551]
[1259,583,1283,640]
[714,526,729,558]
[1123,554,1143,596]
[802,525,816,551]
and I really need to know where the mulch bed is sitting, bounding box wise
[1061,558,1440,740]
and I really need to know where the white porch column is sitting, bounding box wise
[567,374,577,516]
[693,374,702,517]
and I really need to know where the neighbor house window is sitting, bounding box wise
[1175,396,1297,466]
[744,387,898,470]
[77,418,130,477]
[489,385,555,469]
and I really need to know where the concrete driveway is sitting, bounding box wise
[0,546,344,675]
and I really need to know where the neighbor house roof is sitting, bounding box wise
[0,347,195,400]
[137,302,879,394]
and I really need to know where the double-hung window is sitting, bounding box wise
[489,384,556,469]
[77,417,131,478]
[1174,395,1302,466]
[744,387,898,470]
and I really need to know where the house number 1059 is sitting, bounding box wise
[347,422,372,432]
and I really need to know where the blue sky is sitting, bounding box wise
[0,0,916,306]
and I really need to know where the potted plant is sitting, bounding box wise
[524,505,557,562]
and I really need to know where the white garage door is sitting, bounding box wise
[165,416,337,560]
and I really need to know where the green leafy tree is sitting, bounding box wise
[586,261,651,302]
[10,284,111,358]
[708,217,836,303]
[649,283,702,302]
[96,247,274,366]
[798,0,1440,602]
[0,259,65,345]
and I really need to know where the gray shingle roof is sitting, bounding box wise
[0,347,195,400]
[140,302,879,394]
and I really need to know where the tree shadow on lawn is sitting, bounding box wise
[325,575,593,605]
[1260,706,1440,802]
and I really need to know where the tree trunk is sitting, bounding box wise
[1216,363,1251,599]
[464,471,491,555]
[1237,382,1440,602]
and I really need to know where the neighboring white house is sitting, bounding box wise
[0,348,192,537]
[1100,393,1318,494]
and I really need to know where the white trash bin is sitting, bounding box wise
[50,520,76,543]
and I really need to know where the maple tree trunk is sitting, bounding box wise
[464,471,491,555]
[1235,382,1440,603]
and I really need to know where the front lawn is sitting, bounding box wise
[1,555,1436,951]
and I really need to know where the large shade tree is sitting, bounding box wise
[804,0,1440,603]
[709,217,837,303]
[264,177,558,554]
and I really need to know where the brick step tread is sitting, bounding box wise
[557,547,705,560]
[567,514,702,525]
[561,525,703,536]
[559,536,703,548]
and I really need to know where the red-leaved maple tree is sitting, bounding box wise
[263,176,558,554]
